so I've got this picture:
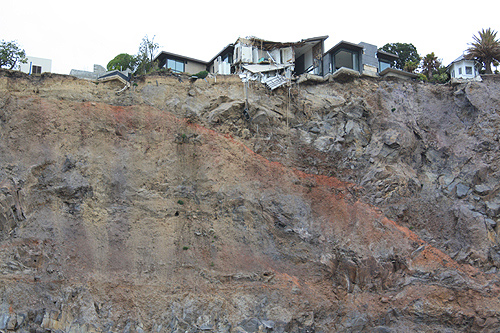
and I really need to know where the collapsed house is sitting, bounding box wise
[229,36,327,90]
[69,65,132,94]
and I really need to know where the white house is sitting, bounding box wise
[19,56,52,75]
[447,54,481,83]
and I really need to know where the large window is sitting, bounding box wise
[166,59,185,73]
[379,60,392,72]
[333,49,359,71]
[465,66,473,75]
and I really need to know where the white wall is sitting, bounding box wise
[19,56,52,74]
[450,60,478,79]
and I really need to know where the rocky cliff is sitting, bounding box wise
[0,69,500,332]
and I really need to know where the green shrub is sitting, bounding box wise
[177,200,184,205]
[431,72,449,84]
[417,73,428,82]
[193,70,209,79]
[183,246,189,250]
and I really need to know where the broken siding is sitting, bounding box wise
[234,38,296,66]
[269,49,281,63]
[281,47,294,63]
[312,43,323,75]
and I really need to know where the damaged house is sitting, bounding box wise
[151,35,411,90]
[209,36,327,90]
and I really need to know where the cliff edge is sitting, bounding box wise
[0,70,500,332]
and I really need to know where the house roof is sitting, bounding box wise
[298,35,329,44]
[154,51,207,65]
[207,43,235,65]
[98,70,130,82]
[324,40,364,55]
[379,67,418,79]
[446,54,480,69]
[235,35,328,50]
[377,49,398,61]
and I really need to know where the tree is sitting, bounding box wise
[431,66,449,83]
[107,53,136,71]
[420,52,441,80]
[403,60,419,73]
[466,28,500,74]
[135,35,160,75]
[0,40,27,69]
[379,43,421,70]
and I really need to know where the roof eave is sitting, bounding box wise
[325,40,364,55]
[154,51,207,65]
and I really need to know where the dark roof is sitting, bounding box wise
[207,43,234,65]
[154,51,207,65]
[377,49,398,61]
[98,70,130,82]
[299,35,329,43]
[324,40,364,55]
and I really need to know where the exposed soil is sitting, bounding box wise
[0,69,500,332]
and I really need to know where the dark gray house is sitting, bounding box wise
[322,41,398,77]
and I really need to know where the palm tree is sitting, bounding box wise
[466,28,500,74]
[421,52,441,80]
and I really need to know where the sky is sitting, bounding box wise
[2,0,499,75]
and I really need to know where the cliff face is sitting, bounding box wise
[0,69,500,332]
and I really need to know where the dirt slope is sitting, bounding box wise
[0,69,500,332]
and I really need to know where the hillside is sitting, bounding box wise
[0,69,500,332]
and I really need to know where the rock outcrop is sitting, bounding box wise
[0,69,500,332]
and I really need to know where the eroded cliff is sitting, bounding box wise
[0,69,500,332]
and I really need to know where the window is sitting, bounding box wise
[32,65,42,75]
[222,53,232,64]
[333,49,359,71]
[465,66,472,75]
[166,59,185,73]
[458,67,462,75]
[379,60,391,72]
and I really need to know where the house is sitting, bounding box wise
[223,35,327,89]
[154,51,207,75]
[447,54,482,83]
[322,41,399,78]
[230,36,327,76]
[206,36,327,78]
[207,43,234,75]
[18,56,52,75]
